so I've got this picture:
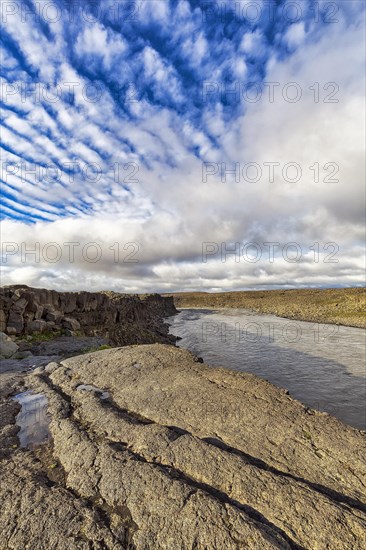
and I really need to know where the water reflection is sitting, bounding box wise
[168,309,366,430]
[13,391,51,449]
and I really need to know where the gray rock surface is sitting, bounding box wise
[0,331,19,358]
[1,345,364,548]
[26,319,49,333]
[62,317,81,331]
[0,309,7,331]
[0,452,130,549]
[1,355,62,373]
[28,335,108,357]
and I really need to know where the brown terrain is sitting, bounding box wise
[166,287,366,328]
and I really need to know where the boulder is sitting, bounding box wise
[7,311,24,335]
[45,310,63,323]
[9,351,33,360]
[23,311,35,323]
[34,304,44,320]
[12,297,28,312]
[26,320,48,334]
[0,332,19,358]
[44,361,60,374]
[60,294,78,314]
[0,310,7,332]
[62,317,81,331]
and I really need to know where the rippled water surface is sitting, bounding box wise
[167,309,366,430]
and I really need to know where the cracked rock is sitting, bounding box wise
[1,344,365,549]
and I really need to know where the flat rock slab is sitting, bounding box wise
[0,355,62,373]
[24,336,109,356]
[1,344,365,549]
[0,337,109,385]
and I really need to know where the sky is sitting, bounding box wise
[0,0,365,292]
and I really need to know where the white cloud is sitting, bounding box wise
[240,30,266,56]
[138,0,170,24]
[284,22,306,48]
[75,23,127,70]
[1,1,365,292]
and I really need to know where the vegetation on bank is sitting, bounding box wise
[18,330,65,343]
[165,288,366,328]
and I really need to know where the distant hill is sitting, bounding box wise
[164,288,366,328]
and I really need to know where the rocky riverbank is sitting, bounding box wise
[1,344,365,549]
[166,287,366,328]
[0,285,177,343]
[0,285,177,382]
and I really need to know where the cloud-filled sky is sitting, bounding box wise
[0,0,365,292]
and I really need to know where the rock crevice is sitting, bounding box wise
[1,344,365,548]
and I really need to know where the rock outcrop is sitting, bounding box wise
[0,331,19,358]
[1,344,364,548]
[0,285,177,346]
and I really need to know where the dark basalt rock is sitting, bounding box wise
[0,286,177,346]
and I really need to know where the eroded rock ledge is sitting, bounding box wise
[0,285,176,346]
[1,344,365,549]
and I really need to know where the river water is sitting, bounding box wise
[167,309,366,431]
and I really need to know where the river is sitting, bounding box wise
[167,308,366,430]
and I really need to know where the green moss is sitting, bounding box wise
[25,330,63,343]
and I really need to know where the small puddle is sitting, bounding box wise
[13,391,51,449]
[76,384,110,400]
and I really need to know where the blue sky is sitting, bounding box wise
[0,0,365,291]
